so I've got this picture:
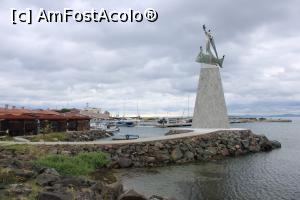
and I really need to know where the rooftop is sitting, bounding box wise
[0,108,90,120]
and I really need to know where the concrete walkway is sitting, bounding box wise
[0,128,246,146]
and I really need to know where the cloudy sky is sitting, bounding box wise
[0,0,300,116]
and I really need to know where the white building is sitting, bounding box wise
[80,108,110,122]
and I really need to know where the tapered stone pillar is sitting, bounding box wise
[192,64,229,128]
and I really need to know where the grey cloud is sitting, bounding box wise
[0,0,300,116]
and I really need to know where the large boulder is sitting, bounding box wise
[241,140,250,149]
[184,151,194,160]
[149,195,178,200]
[146,156,156,163]
[249,145,260,153]
[170,148,183,161]
[36,168,61,186]
[271,140,281,149]
[57,176,95,187]
[41,168,60,176]
[118,189,147,200]
[149,195,164,200]
[154,142,164,149]
[91,180,123,199]
[260,141,273,151]
[206,147,218,155]
[118,157,132,168]
[154,150,170,162]
[220,148,230,156]
[37,191,73,200]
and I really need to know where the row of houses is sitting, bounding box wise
[0,108,91,136]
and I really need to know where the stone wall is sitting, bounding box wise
[66,130,113,141]
[39,129,281,168]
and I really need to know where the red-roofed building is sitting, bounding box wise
[0,108,90,136]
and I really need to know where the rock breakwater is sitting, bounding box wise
[0,129,281,199]
[39,129,281,168]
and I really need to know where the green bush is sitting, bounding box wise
[33,152,107,176]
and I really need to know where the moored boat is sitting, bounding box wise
[112,134,139,140]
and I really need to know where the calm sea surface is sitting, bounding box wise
[108,126,170,140]
[116,119,300,200]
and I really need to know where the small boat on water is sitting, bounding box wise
[116,118,138,127]
[112,134,139,140]
[90,123,120,133]
[105,125,120,133]
[116,121,135,127]
[156,117,192,128]
[156,123,192,128]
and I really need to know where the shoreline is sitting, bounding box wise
[0,128,281,199]
[0,128,246,146]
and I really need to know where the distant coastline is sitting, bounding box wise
[230,114,300,118]
[230,117,292,124]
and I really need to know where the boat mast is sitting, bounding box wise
[136,101,140,118]
[187,95,190,117]
[122,101,125,118]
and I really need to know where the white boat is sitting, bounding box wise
[156,117,192,128]
[105,125,120,133]
[90,122,120,133]
[112,134,139,140]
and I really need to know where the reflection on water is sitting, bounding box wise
[117,119,300,200]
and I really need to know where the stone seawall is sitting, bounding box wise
[38,129,281,168]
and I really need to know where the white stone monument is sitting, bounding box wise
[192,64,229,128]
[192,25,229,128]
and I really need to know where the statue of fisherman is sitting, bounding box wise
[196,25,225,67]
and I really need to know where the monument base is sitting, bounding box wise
[192,63,229,128]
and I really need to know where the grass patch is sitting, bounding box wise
[33,152,108,176]
[2,144,36,152]
[0,167,16,186]
[0,136,14,141]
[29,132,69,142]
[1,144,43,157]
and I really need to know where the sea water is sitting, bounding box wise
[117,118,300,200]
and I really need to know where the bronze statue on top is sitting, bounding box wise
[196,25,225,68]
